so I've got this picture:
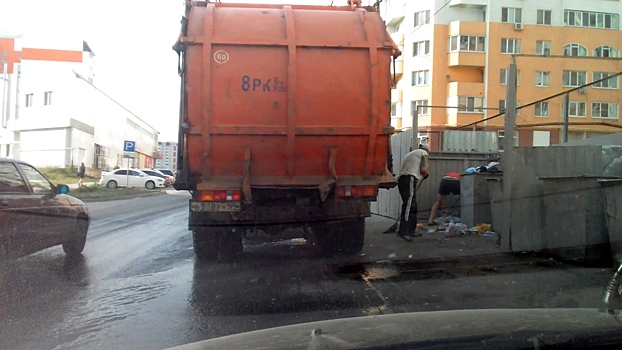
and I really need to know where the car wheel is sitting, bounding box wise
[106,180,118,189]
[62,216,88,257]
[145,180,155,190]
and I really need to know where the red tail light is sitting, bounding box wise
[197,190,242,202]
[336,185,378,198]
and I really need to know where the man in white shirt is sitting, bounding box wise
[396,144,429,241]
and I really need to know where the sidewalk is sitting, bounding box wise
[359,215,502,262]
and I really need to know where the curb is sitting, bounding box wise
[78,191,168,203]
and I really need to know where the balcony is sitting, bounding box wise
[448,21,486,36]
[390,59,403,79]
[448,82,484,96]
[448,51,485,67]
[449,0,487,8]
[383,1,406,26]
[391,89,402,102]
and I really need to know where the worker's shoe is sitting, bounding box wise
[397,234,412,242]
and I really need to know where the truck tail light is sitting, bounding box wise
[336,185,378,198]
[197,190,241,202]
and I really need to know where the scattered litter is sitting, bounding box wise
[360,253,366,257]
[417,223,425,229]
[408,255,413,259]
[388,253,397,258]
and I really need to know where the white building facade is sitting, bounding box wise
[0,34,159,171]
[155,141,178,172]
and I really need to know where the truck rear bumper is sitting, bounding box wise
[188,200,371,228]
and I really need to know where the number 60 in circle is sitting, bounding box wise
[213,50,229,64]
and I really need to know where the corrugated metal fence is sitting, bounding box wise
[371,128,500,220]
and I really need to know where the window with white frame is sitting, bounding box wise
[413,40,430,57]
[391,102,398,117]
[500,68,520,85]
[593,72,619,89]
[536,40,551,55]
[562,70,587,87]
[563,101,587,117]
[563,43,588,57]
[535,102,549,117]
[501,38,521,54]
[448,35,485,52]
[501,7,522,23]
[412,70,429,86]
[537,10,552,25]
[411,100,429,115]
[592,102,618,119]
[564,10,619,30]
[25,93,33,107]
[458,96,484,113]
[414,10,430,27]
[44,91,52,106]
[594,46,620,58]
[535,71,550,87]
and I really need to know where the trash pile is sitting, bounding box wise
[431,215,498,239]
[465,161,503,175]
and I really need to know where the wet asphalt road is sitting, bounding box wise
[0,192,614,350]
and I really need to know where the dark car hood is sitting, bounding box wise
[57,194,86,207]
[168,308,622,350]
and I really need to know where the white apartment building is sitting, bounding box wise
[155,141,178,171]
[0,34,159,170]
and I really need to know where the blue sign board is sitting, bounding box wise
[124,140,136,152]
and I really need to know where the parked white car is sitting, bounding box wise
[99,169,166,189]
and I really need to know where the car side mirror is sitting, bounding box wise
[57,184,70,194]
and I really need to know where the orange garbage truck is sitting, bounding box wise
[173,0,399,259]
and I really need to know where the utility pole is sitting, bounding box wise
[562,92,570,143]
[1,63,7,128]
[501,62,517,252]
[412,106,418,150]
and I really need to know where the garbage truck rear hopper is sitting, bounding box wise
[173,1,399,259]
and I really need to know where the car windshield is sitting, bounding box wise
[2,1,622,350]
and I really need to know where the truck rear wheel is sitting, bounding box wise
[193,230,219,260]
[339,218,366,254]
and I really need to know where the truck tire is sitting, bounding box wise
[193,230,219,260]
[311,222,338,257]
[339,218,366,254]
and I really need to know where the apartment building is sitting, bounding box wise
[0,34,159,170]
[155,141,178,172]
[380,0,622,150]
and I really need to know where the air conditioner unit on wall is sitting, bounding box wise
[514,23,523,30]
[578,87,586,94]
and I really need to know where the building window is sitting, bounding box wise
[498,100,521,115]
[458,96,484,113]
[412,70,429,86]
[501,7,522,23]
[500,68,521,85]
[594,46,620,58]
[564,10,619,30]
[562,70,587,87]
[448,35,485,52]
[391,102,398,117]
[593,72,619,89]
[25,93,33,107]
[592,102,618,119]
[537,9,552,25]
[563,101,587,118]
[414,10,430,27]
[536,40,551,56]
[44,91,52,106]
[413,40,430,56]
[411,100,429,115]
[501,38,521,54]
[535,71,550,87]
[535,102,549,117]
[563,43,588,57]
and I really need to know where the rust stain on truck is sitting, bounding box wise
[173,0,400,259]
